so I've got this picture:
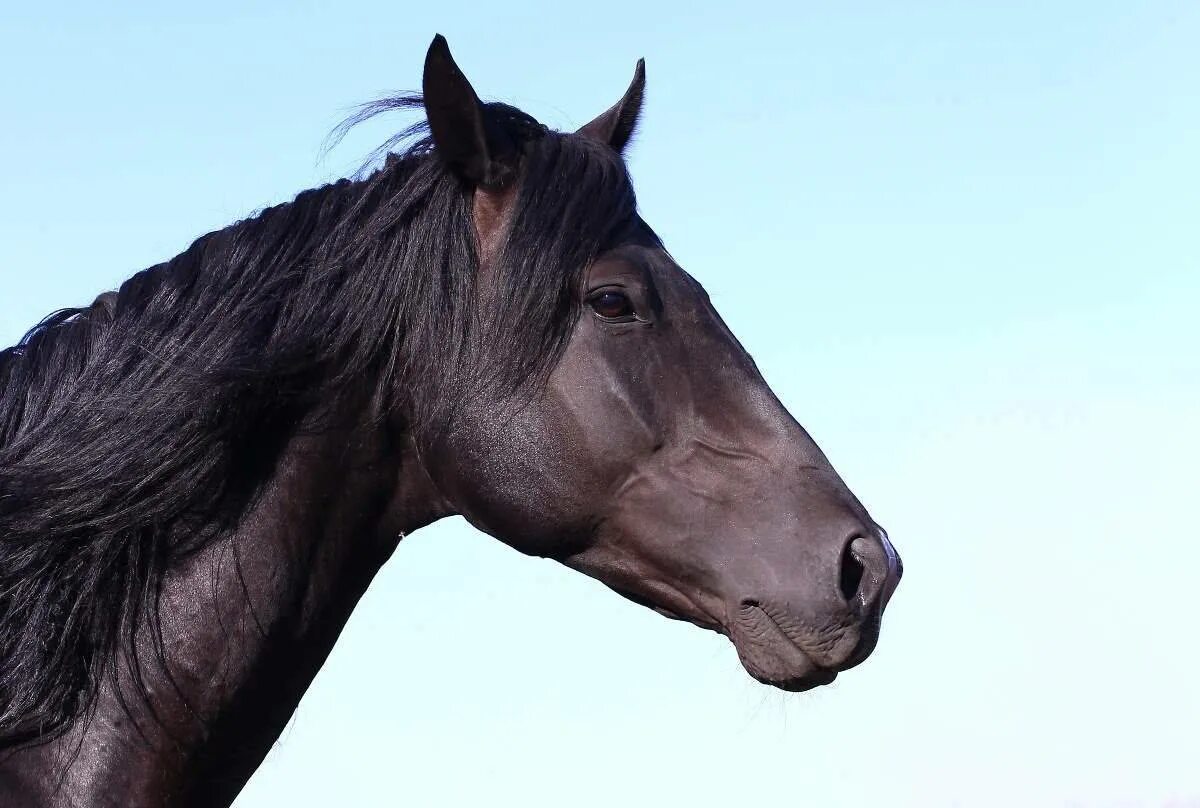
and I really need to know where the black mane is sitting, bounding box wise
[0,97,638,744]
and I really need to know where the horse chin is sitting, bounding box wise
[726,601,876,693]
[755,666,839,693]
[730,637,840,693]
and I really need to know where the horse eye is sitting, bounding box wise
[589,290,635,320]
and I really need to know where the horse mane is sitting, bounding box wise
[0,97,638,745]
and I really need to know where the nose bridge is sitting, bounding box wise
[690,328,831,475]
[780,453,872,540]
[690,358,893,606]
[753,402,835,476]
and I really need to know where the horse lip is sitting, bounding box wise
[738,602,834,659]
[770,667,838,692]
[836,609,882,671]
[731,602,844,689]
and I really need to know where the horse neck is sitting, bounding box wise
[0,414,450,808]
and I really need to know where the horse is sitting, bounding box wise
[0,35,902,807]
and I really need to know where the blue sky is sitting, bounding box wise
[2,2,1198,805]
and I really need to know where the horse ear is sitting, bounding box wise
[422,35,515,188]
[576,59,646,154]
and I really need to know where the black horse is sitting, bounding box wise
[0,36,901,807]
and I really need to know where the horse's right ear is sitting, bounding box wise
[577,59,646,154]
[423,35,516,189]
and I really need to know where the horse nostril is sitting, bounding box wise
[839,541,866,603]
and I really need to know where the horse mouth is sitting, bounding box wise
[728,601,874,692]
[603,582,878,692]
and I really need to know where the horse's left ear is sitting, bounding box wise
[576,59,646,154]
[423,34,517,188]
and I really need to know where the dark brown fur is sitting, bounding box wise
[0,36,900,806]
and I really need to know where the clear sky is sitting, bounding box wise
[2,2,1198,806]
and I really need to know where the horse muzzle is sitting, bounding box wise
[726,530,902,691]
